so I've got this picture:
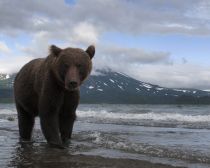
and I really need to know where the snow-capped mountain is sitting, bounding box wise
[0,73,15,89]
[80,70,210,104]
[0,71,210,104]
[0,74,10,80]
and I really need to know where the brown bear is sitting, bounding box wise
[14,45,95,148]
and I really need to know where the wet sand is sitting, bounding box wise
[30,155,183,168]
[8,144,183,168]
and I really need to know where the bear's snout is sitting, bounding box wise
[65,79,79,91]
[68,81,78,89]
[64,66,80,91]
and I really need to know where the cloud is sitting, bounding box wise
[186,0,210,20]
[0,41,11,54]
[69,0,210,35]
[0,0,210,37]
[92,45,173,74]
[19,24,98,59]
[0,0,68,33]
[72,22,99,45]
[96,62,210,90]
[100,46,171,64]
[132,64,210,90]
[20,31,50,58]
[0,55,33,74]
[182,57,187,64]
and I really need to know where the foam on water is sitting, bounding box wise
[0,119,9,122]
[77,110,210,123]
[84,131,210,164]
[0,108,16,115]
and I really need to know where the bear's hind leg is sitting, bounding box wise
[16,103,35,141]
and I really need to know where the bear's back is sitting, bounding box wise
[15,58,44,87]
[14,58,45,113]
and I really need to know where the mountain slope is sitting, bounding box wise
[0,74,15,89]
[80,71,210,104]
[0,70,210,104]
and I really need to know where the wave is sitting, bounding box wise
[77,110,210,123]
[0,109,16,114]
[81,131,210,164]
[0,119,9,122]
[1,107,210,123]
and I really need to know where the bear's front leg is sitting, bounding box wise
[40,111,63,148]
[39,87,64,148]
[59,111,76,145]
[60,90,79,145]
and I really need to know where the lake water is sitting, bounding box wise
[0,104,210,168]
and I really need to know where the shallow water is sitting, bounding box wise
[1,104,210,168]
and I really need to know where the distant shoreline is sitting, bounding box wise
[1,99,210,105]
[1,71,210,104]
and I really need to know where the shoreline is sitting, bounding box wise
[10,154,184,168]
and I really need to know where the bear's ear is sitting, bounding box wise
[86,45,95,59]
[50,45,62,57]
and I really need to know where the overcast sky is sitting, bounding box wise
[0,0,210,90]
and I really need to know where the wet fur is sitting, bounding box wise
[14,45,95,148]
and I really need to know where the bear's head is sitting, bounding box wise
[49,45,95,91]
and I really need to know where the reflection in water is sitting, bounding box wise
[9,142,75,168]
